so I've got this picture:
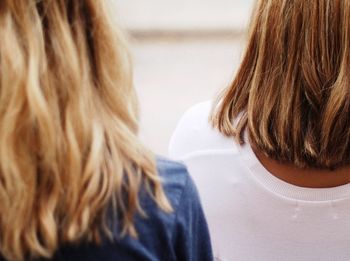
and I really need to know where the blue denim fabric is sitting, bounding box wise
[46,158,213,261]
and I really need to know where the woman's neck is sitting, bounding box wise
[254,149,350,188]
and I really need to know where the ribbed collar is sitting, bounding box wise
[238,141,350,202]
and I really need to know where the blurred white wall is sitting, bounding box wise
[110,0,255,155]
[112,0,254,32]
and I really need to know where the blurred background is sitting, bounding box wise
[111,0,255,155]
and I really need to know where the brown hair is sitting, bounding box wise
[0,0,171,260]
[212,0,350,170]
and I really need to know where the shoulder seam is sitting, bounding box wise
[169,170,191,257]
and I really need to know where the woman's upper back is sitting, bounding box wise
[52,158,213,261]
[170,101,350,261]
[170,1,350,260]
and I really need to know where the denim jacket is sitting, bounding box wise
[47,158,213,261]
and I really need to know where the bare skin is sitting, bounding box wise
[254,149,350,189]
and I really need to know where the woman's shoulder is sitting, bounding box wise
[169,101,238,160]
[156,157,212,260]
[131,157,213,260]
[155,157,205,218]
[153,157,194,215]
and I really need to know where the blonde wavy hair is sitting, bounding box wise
[213,0,350,170]
[0,0,171,260]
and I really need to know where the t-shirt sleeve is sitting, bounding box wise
[168,101,213,159]
[169,101,237,160]
[171,174,213,261]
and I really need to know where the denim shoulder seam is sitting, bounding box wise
[168,170,191,260]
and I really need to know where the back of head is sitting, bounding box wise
[0,0,170,260]
[213,0,350,170]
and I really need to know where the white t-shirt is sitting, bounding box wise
[169,101,350,261]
